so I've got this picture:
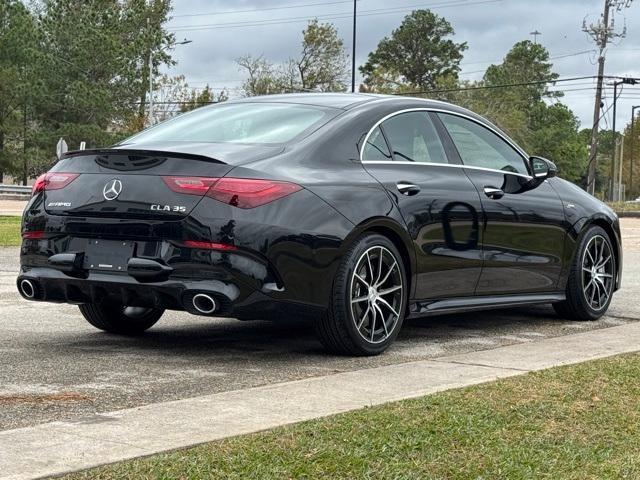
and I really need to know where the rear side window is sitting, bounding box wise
[438,113,528,175]
[123,103,336,145]
[381,112,447,164]
[362,127,392,161]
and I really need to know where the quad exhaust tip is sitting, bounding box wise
[19,279,36,299]
[192,293,217,315]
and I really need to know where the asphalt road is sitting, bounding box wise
[1,219,638,431]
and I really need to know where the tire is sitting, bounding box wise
[316,233,408,356]
[553,225,616,321]
[79,303,163,335]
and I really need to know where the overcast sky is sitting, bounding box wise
[164,0,640,130]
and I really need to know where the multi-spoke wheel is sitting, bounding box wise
[316,233,407,355]
[350,246,403,344]
[554,226,616,321]
[581,235,614,311]
[79,303,163,334]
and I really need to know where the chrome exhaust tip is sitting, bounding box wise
[192,293,217,315]
[20,279,36,299]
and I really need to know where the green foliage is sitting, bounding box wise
[529,103,586,183]
[0,0,176,182]
[297,19,348,92]
[360,9,467,93]
[237,19,348,96]
[483,41,561,106]
[237,55,284,96]
[180,86,227,113]
[0,0,39,181]
[37,0,175,144]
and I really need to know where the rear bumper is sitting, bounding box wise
[17,266,322,320]
[18,231,327,320]
[18,266,236,310]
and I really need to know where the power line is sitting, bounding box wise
[169,1,496,31]
[38,79,633,110]
[390,75,630,96]
[459,50,597,76]
[168,0,501,32]
[172,0,356,18]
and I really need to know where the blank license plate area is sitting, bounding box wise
[84,240,134,272]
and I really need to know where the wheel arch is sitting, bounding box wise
[343,217,416,298]
[573,215,622,291]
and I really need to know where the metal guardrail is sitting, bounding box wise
[0,184,31,195]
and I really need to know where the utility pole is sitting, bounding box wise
[530,30,542,44]
[22,101,27,186]
[147,17,153,127]
[610,78,637,200]
[351,0,357,93]
[618,135,625,201]
[583,0,631,195]
[631,105,640,198]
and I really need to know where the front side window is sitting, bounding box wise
[381,112,448,164]
[122,103,335,146]
[362,127,392,161]
[437,113,528,175]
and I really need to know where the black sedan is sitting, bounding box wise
[18,93,622,355]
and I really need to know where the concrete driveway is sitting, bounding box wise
[0,200,27,216]
[1,219,638,431]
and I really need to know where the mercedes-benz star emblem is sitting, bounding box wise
[103,179,123,201]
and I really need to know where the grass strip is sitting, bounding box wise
[0,216,21,247]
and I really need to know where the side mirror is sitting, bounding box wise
[529,156,557,180]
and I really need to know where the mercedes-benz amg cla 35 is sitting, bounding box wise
[18,94,622,355]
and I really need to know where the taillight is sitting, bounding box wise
[162,176,302,209]
[181,240,238,251]
[32,173,79,195]
[22,231,46,240]
[208,178,302,209]
[162,176,220,196]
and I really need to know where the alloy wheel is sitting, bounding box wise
[581,234,614,311]
[349,246,403,344]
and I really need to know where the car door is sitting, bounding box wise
[361,110,484,300]
[435,112,566,295]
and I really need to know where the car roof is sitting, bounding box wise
[227,92,465,112]
[228,93,381,109]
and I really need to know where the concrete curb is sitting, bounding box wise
[1,321,640,480]
[616,211,640,218]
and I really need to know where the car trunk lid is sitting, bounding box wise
[43,145,282,220]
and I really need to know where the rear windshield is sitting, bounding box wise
[122,102,337,145]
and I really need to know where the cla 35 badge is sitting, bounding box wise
[103,179,122,201]
[150,204,187,213]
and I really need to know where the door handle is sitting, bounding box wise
[396,182,420,196]
[483,186,504,199]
